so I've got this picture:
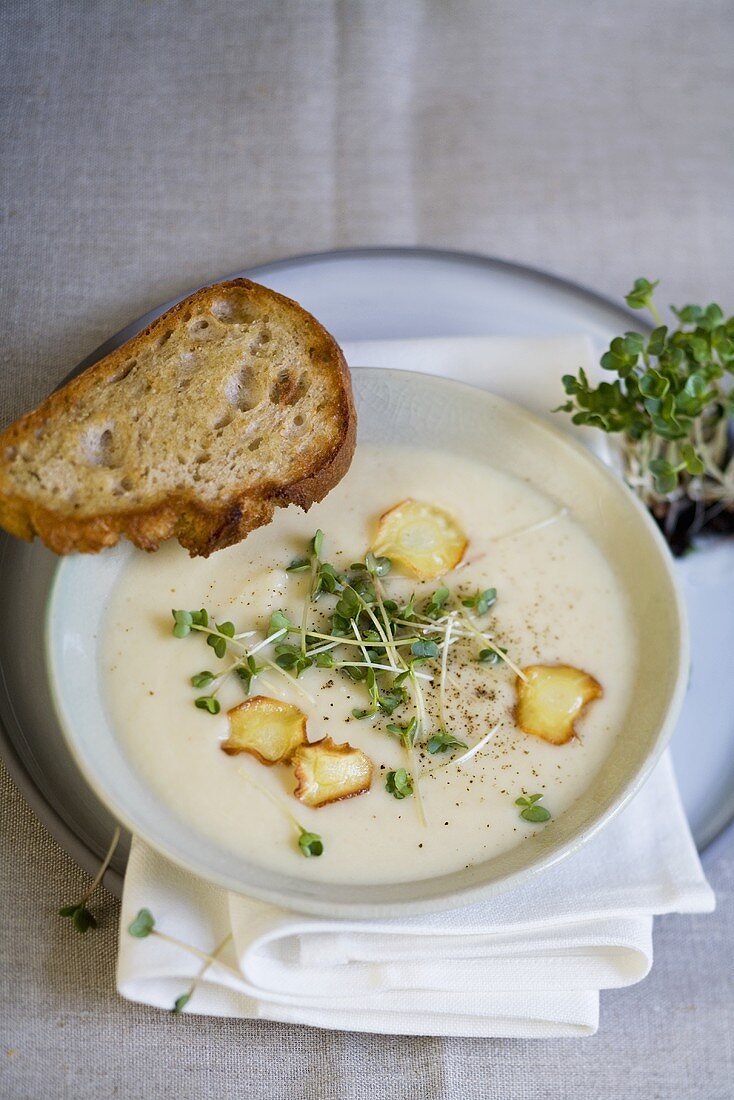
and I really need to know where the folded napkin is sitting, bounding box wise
[117,335,714,1036]
[118,754,712,1036]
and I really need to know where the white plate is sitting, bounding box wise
[45,369,687,916]
[0,248,730,895]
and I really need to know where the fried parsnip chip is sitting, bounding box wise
[515,665,602,745]
[372,499,467,580]
[292,736,373,807]
[221,695,307,765]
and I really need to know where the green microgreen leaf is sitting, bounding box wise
[194,695,221,714]
[365,551,392,576]
[172,609,193,638]
[649,458,678,495]
[411,639,439,660]
[311,530,324,558]
[286,557,311,573]
[128,908,156,938]
[350,574,376,603]
[625,277,659,312]
[317,562,342,594]
[461,587,497,615]
[172,993,191,1014]
[335,588,362,620]
[235,657,260,694]
[59,903,98,934]
[478,647,506,665]
[400,594,417,621]
[424,587,449,618]
[521,804,552,823]
[191,671,215,689]
[680,442,705,476]
[386,717,418,749]
[276,650,313,675]
[298,830,324,857]
[269,610,295,637]
[377,685,406,716]
[426,730,468,754]
[206,633,228,659]
[385,768,413,799]
[516,794,552,823]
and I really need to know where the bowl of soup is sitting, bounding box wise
[46,368,687,916]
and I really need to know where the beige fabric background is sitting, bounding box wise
[1,1,733,1097]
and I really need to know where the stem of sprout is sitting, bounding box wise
[237,765,313,839]
[390,616,476,640]
[177,932,234,1010]
[424,723,501,778]
[305,630,421,649]
[438,612,456,732]
[190,623,251,651]
[300,566,315,657]
[334,660,432,678]
[260,654,317,704]
[454,603,527,682]
[371,576,427,827]
[350,618,372,669]
[79,825,122,905]
[248,627,287,656]
[151,929,242,981]
[191,623,311,701]
[490,508,569,545]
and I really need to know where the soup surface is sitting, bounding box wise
[103,444,637,884]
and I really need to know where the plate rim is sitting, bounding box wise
[1,245,729,901]
[70,246,643,381]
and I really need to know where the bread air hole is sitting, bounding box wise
[249,327,271,354]
[156,331,172,349]
[210,297,258,325]
[213,413,233,431]
[247,437,262,452]
[82,425,119,468]
[108,360,136,384]
[188,317,213,339]
[112,475,134,496]
[225,364,259,412]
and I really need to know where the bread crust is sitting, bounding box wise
[0,279,356,557]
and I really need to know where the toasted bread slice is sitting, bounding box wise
[0,279,355,556]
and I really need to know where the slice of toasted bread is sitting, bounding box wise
[0,279,356,556]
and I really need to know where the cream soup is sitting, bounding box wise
[103,444,637,884]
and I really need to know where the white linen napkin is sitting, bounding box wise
[118,754,712,1036]
[117,335,714,1036]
